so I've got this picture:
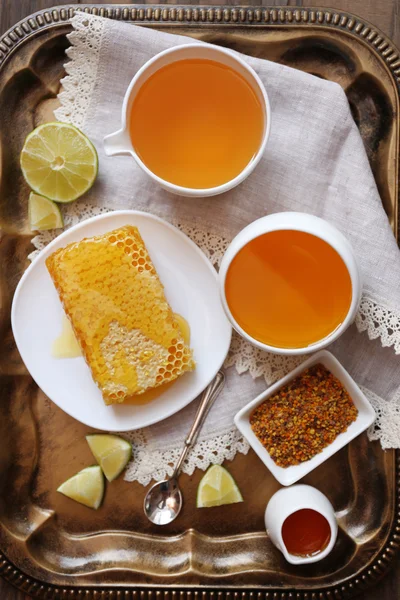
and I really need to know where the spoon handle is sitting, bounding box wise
[172,371,225,479]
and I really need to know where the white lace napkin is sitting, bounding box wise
[32,12,400,485]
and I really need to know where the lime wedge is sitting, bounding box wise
[28,192,64,231]
[57,465,104,509]
[86,434,132,482]
[196,465,243,508]
[20,122,98,203]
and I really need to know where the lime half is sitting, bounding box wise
[57,465,104,509]
[29,192,64,231]
[196,465,243,508]
[86,434,132,482]
[21,122,98,203]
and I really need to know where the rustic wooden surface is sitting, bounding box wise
[0,0,399,598]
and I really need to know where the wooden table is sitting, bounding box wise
[0,0,399,598]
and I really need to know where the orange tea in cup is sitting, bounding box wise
[225,230,352,349]
[129,58,265,189]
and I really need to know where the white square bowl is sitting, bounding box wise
[234,350,376,486]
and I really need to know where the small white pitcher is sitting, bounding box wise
[265,484,338,565]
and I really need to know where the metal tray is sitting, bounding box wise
[0,5,399,599]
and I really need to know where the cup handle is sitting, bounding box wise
[103,128,131,157]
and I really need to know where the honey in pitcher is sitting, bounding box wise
[129,59,265,188]
[225,230,352,349]
[282,509,331,557]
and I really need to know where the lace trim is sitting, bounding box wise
[362,385,400,449]
[121,428,250,486]
[225,332,305,380]
[356,295,400,354]
[54,13,106,128]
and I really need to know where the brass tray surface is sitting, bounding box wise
[0,5,399,599]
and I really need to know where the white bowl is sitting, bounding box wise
[219,212,362,355]
[234,350,375,486]
[265,484,338,564]
[103,43,271,198]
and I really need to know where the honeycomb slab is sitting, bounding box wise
[46,225,195,405]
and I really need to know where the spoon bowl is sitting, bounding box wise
[144,478,182,525]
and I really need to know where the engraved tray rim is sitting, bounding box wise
[1,4,400,599]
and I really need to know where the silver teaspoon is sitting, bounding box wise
[144,371,225,525]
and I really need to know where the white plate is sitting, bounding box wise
[11,210,232,431]
[234,350,376,486]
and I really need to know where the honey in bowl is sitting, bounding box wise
[225,230,352,349]
[281,509,331,557]
[129,58,265,189]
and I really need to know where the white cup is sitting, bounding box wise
[103,43,271,198]
[265,484,338,565]
[219,211,362,355]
